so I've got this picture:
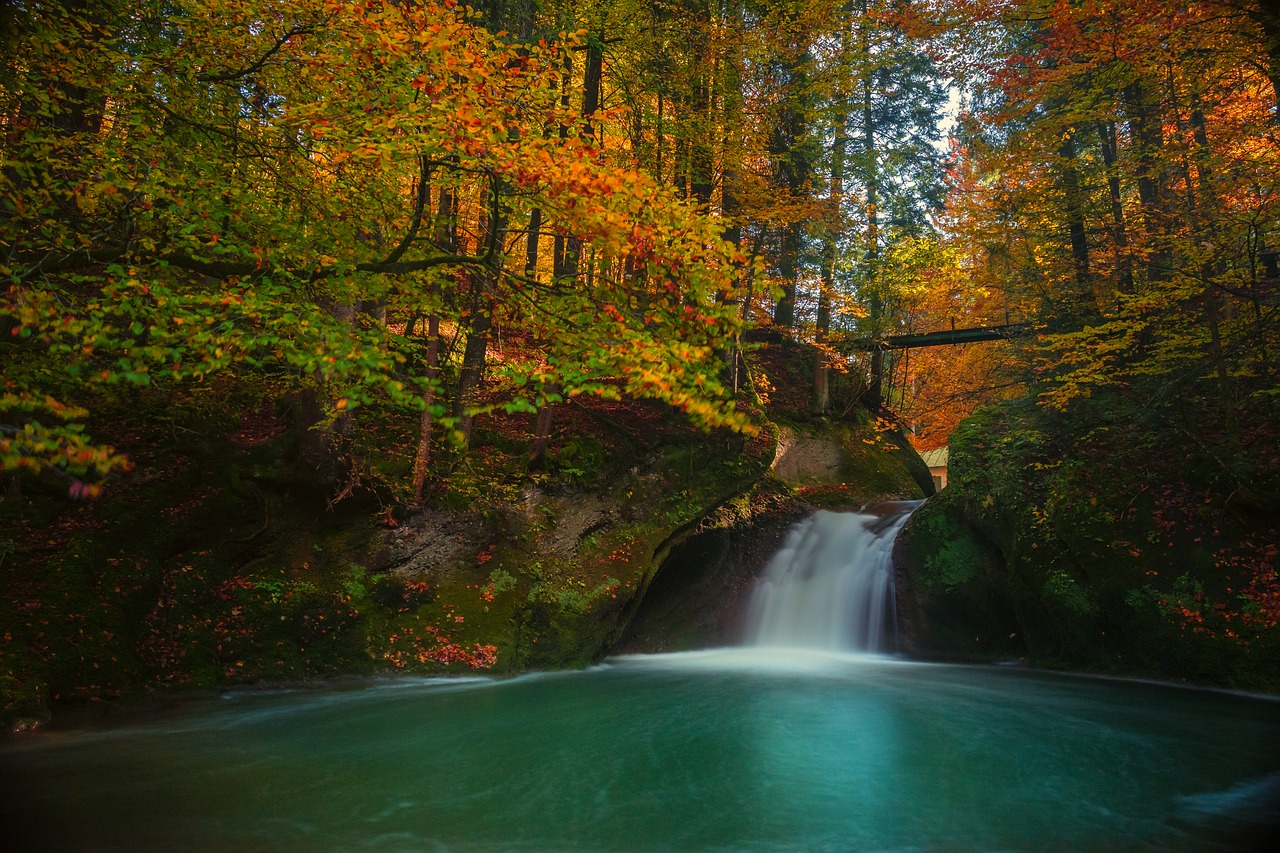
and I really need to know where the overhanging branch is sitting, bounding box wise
[195,24,317,84]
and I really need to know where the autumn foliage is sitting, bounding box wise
[4,0,1280,710]
[923,0,1280,668]
[1,0,755,493]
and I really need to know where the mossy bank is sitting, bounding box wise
[2,340,933,730]
[895,396,1280,693]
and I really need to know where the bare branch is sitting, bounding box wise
[195,25,315,84]
[379,156,432,266]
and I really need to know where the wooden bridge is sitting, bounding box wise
[847,322,1030,352]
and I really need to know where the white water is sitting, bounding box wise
[745,503,920,652]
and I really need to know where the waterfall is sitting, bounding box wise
[745,503,920,652]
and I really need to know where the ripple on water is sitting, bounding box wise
[1,658,1278,852]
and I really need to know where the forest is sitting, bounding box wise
[3,0,1280,724]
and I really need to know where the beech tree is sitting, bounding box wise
[1,0,752,496]
[940,0,1280,412]
[930,0,1280,638]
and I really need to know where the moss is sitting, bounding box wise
[550,436,607,487]
[895,494,1026,662]
[3,339,936,725]
[1042,569,1097,618]
[923,534,980,590]
[913,395,1280,692]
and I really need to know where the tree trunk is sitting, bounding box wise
[814,2,852,415]
[1122,80,1170,283]
[525,206,542,279]
[410,313,441,504]
[863,45,883,407]
[655,91,665,181]
[5,2,108,216]
[553,49,577,278]
[773,224,801,328]
[1096,120,1133,292]
[689,6,714,207]
[411,174,462,493]
[1059,131,1092,317]
[453,188,504,447]
[453,299,492,446]
[673,133,689,198]
[582,38,603,140]
[1246,2,1280,122]
[1183,101,1235,411]
[770,43,811,329]
[716,0,745,390]
[528,384,559,471]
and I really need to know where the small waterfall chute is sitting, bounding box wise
[745,503,920,652]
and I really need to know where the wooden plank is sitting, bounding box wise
[846,323,1029,352]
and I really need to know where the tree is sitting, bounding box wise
[1,0,753,498]
[940,0,1280,413]
[927,0,1280,647]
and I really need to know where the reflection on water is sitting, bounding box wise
[2,651,1278,852]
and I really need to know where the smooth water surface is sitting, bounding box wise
[3,650,1278,852]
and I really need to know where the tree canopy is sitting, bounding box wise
[4,0,1278,494]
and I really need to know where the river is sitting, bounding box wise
[2,509,1277,851]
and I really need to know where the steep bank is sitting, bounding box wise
[895,397,1280,693]
[0,401,775,729]
[2,339,933,729]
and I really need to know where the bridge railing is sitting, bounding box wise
[844,322,1032,352]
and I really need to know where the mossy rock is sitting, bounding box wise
[911,396,1280,692]
[770,415,930,505]
[617,480,809,653]
[622,415,933,655]
[894,493,1027,662]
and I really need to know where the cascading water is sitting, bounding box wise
[745,502,921,652]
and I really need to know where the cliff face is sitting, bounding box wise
[893,492,1028,663]
[2,405,936,730]
[379,433,779,674]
